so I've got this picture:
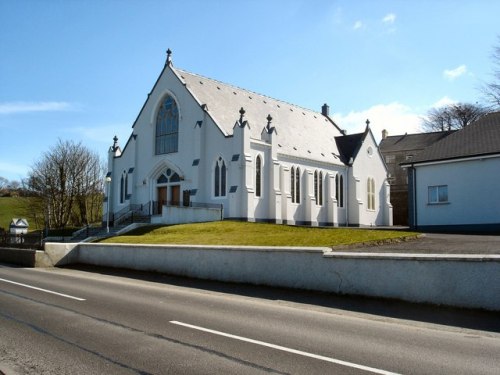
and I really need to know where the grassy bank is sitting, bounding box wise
[0,196,41,230]
[100,221,417,247]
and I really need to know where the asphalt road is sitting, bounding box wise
[1,264,499,375]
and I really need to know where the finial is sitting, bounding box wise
[265,114,275,134]
[166,48,172,65]
[366,119,370,127]
[239,107,246,123]
[267,114,273,125]
[112,135,118,151]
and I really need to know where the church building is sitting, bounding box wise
[105,50,392,227]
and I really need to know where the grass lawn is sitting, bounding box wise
[99,221,417,247]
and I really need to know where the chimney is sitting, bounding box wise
[382,129,388,139]
[321,103,330,116]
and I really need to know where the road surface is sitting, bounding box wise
[1,264,499,374]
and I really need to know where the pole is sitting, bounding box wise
[106,176,111,233]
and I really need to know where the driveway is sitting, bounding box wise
[343,232,500,254]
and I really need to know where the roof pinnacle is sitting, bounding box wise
[166,48,172,66]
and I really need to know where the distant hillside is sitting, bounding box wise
[0,197,42,231]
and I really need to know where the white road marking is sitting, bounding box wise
[170,320,400,375]
[0,277,86,301]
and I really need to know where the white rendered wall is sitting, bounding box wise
[415,157,500,226]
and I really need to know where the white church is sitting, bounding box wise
[104,50,392,227]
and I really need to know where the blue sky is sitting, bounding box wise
[1,0,499,182]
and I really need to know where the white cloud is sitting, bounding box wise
[443,65,467,81]
[0,101,74,115]
[432,96,456,108]
[332,102,422,142]
[353,20,363,30]
[382,13,396,24]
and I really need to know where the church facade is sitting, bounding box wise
[105,51,392,227]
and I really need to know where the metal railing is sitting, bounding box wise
[0,231,44,250]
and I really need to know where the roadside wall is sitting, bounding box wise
[0,247,36,267]
[41,242,500,311]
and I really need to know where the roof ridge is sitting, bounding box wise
[173,67,324,116]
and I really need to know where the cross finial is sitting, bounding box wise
[239,107,246,123]
[112,135,118,151]
[366,119,370,127]
[166,48,172,65]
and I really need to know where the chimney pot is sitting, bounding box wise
[382,129,388,139]
[321,103,330,116]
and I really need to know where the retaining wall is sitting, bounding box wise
[39,242,500,311]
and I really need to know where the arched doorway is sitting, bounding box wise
[156,168,181,214]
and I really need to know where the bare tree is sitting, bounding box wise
[482,36,500,109]
[421,103,488,132]
[27,139,105,229]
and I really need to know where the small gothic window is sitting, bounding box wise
[255,155,262,197]
[214,158,227,197]
[315,170,323,206]
[291,166,300,203]
[155,95,179,155]
[367,177,375,210]
[157,174,168,184]
[336,174,344,208]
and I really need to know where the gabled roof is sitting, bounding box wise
[407,111,500,164]
[335,131,366,164]
[379,131,454,153]
[171,66,345,164]
[10,218,28,228]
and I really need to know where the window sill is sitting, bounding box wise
[427,202,450,206]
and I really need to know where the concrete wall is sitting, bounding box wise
[42,242,500,311]
[0,247,35,267]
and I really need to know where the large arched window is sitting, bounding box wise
[291,166,300,203]
[255,155,262,197]
[367,177,375,210]
[155,95,179,155]
[336,174,344,208]
[214,157,227,197]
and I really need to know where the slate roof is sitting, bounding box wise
[335,131,366,164]
[406,111,500,164]
[379,131,454,153]
[171,67,346,165]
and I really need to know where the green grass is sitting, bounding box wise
[0,196,42,231]
[100,221,417,247]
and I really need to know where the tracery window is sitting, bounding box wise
[155,95,179,155]
[367,177,375,210]
[214,157,227,197]
[255,155,262,197]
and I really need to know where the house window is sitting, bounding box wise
[336,174,344,207]
[314,170,323,206]
[155,95,179,155]
[367,177,375,210]
[428,185,448,204]
[255,155,262,197]
[290,166,300,203]
[214,157,227,197]
[385,155,395,163]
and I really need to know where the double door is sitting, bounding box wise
[157,185,180,214]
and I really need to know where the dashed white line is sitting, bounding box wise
[0,277,86,301]
[170,320,400,375]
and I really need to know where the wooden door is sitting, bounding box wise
[171,185,180,206]
[157,187,167,214]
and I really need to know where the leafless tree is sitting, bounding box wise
[482,36,500,109]
[421,103,488,132]
[27,139,105,229]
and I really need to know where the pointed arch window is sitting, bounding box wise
[255,155,262,197]
[155,95,179,155]
[214,157,226,197]
[291,166,300,203]
[367,177,376,210]
[336,174,344,208]
[314,170,323,206]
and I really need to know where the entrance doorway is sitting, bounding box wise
[171,185,180,206]
[157,187,167,214]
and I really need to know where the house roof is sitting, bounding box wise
[171,66,346,165]
[9,218,29,228]
[407,111,500,164]
[379,131,454,153]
